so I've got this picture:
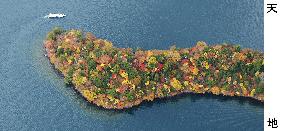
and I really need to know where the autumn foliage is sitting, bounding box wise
[44,27,264,109]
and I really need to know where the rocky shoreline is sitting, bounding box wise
[44,27,264,109]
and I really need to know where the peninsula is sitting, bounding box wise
[44,27,264,109]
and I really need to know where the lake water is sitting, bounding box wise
[0,0,263,130]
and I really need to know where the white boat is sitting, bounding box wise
[46,13,66,18]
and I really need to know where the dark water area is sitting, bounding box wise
[0,0,263,130]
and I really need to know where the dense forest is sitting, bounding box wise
[44,27,264,109]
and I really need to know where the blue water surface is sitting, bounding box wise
[0,0,263,130]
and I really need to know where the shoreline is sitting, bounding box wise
[44,27,264,109]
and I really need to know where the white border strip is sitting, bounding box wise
[265,0,284,130]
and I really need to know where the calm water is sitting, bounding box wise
[0,0,263,130]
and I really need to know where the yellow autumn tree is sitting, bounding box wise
[102,40,113,51]
[82,90,96,102]
[170,78,182,91]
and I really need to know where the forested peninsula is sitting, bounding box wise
[44,27,264,109]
